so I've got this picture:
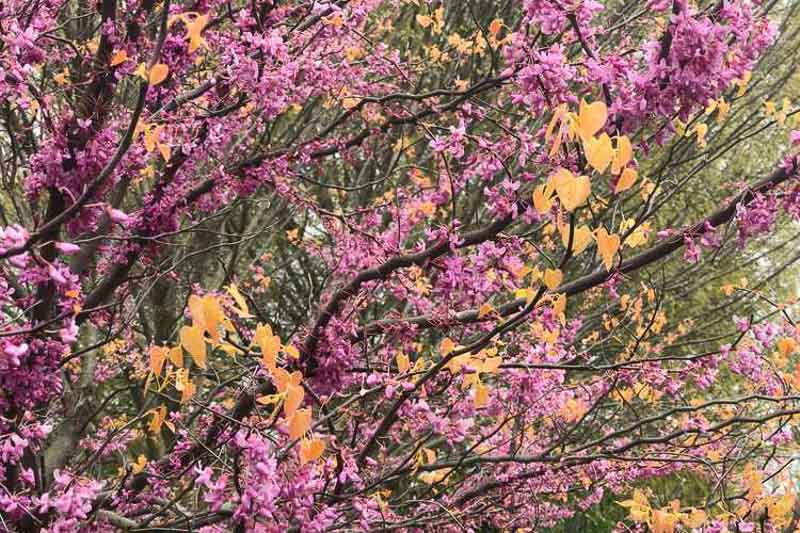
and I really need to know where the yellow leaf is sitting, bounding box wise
[272,367,303,393]
[53,67,70,86]
[735,70,751,97]
[284,383,305,417]
[143,125,160,152]
[416,14,432,27]
[110,49,128,66]
[684,509,707,528]
[549,124,564,158]
[721,283,735,296]
[474,381,489,408]
[482,355,502,374]
[131,454,148,474]
[559,397,586,422]
[560,224,593,255]
[432,7,444,33]
[422,448,437,465]
[285,344,300,359]
[694,123,708,148]
[595,227,620,271]
[640,178,656,200]
[396,352,411,373]
[256,394,282,406]
[577,99,607,140]
[614,167,638,194]
[489,18,502,37]
[419,468,449,484]
[445,353,470,374]
[716,98,730,123]
[180,325,207,369]
[617,489,651,522]
[188,294,205,326]
[550,168,591,212]
[185,14,208,53]
[515,287,536,305]
[174,368,195,402]
[158,143,171,162]
[169,346,183,367]
[543,268,563,290]
[478,302,495,319]
[148,405,167,433]
[133,62,148,81]
[324,12,344,27]
[226,284,252,317]
[288,408,312,440]
[299,437,326,465]
[149,345,168,375]
[552,293,567,316]
[545,103,567,140]
[584,133,614,174]
[219,343,240,356]
[254,323,281,371]
[200,296,225,344]
[532,184,554,214]
[777,337,797,358]
[440,337,456,356]
[148,63,169,86]
[625,221,650,248]
[612,135,633,175]
[652,509,679,533]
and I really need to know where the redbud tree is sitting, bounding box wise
[2,0,800,531]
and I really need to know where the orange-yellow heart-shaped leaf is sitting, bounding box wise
[553,293,567,315]
[584,133,614,174]
[478,302,495,319]
[396,352,410,373]
[595,227,620,271]
[533,184,554,214]
[612,135,633,175]
[273,367,303,393]
[180,325,207,369]
[288,408,312,440]
[256,393,282,406]
[169,346,183,367]
[777,337,797,358]
[560,224,593,255]
[489,19,503,37]
[577,99,607,139]
[149,345,168,375]
[133,62,148,81]
[615,167,638,194]
[158,143,171,162]
[299,437,326,465]
[188,294,205,326]
[186,14,209,53]
[694,123,708,147]
[285,344,300,359]
[551,169,591,212]
[226,284,252,318]
[474,381,489,408]
[110,49,128,66]
[440,337,456,355]
[148,63,169,86]
[284,383,305,417]
[546,103,567,140]
[254,323,281,371]
[543,268,563,290]
[200,296,224,343]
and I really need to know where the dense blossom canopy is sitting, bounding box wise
[2,0,800,531]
